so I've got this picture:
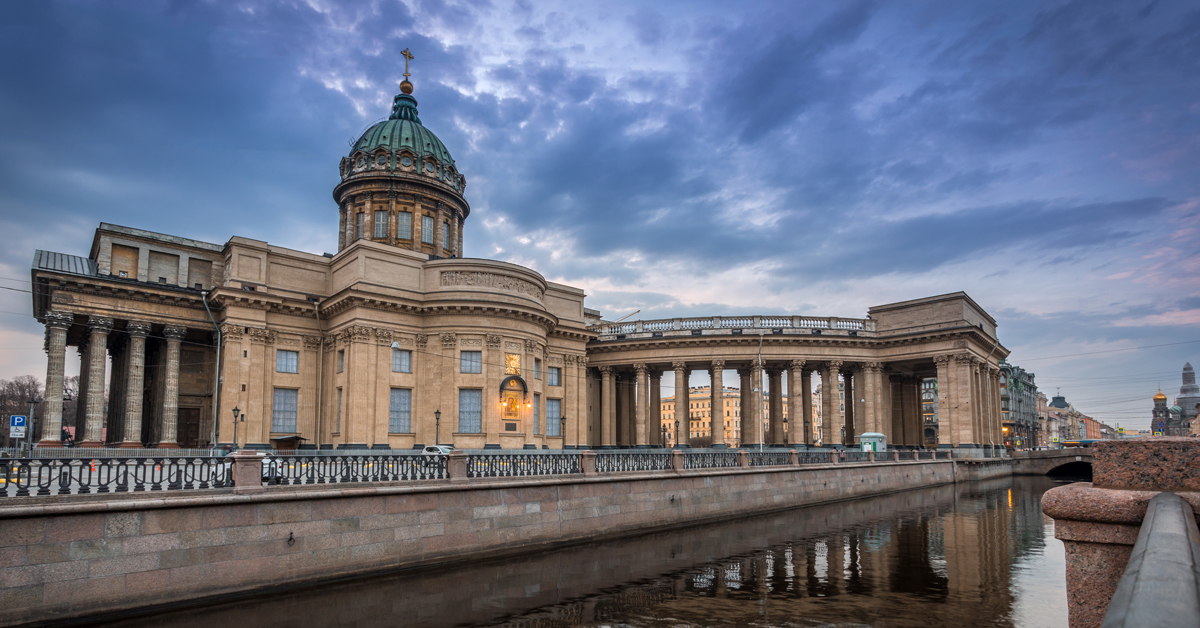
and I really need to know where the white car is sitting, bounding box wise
[421,445,454,456]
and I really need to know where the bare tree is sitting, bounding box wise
[1,375,43,447]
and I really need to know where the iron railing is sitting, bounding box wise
[467,453,582,478]
[748,452,792,467]
[683,451,740,470]
[263,454,446,485]
[1,456,231,497]
[839,451,870,463]
[596,452,672,473]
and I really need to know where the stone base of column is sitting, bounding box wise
[116,441,143,449]
[76,441,104,448]
[635,444,651,449]
[739,443,760,448]
[155,442,181,449]
[710,443,727,449]
[35,439,62,449]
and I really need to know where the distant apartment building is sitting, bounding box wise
[1000,362,1038,450]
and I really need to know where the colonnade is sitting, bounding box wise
[590,354,1003,450]
[39,311,196,448]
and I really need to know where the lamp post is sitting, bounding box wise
[25,398,37,456]
[559,415,566,448]
[674,420,680,449]
[434,409,441,446]
[232,406,243,450]
[661,423,668,449]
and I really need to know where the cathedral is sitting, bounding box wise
[28,65,1012,454]
[1151,363,1199,436]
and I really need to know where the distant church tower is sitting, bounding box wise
[1178,362,1199,434]
[334,50,469,257]
[1152,389,1170,435]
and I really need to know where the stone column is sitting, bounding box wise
[649,369,662,447]
[956,354,976,448]
[672,361,689,447]
[159,324,187,448]
[787,360,805,448]
[79,317,113,447]
[634,363,649,447]
[746,360,763,447]
[118,321,152,448]
[710,360,725,447]
[822,361,843,446]
[738,368,751,447]
[75,343,89,432]
[843,368,857,446]
[863,362,881,435]
[934,355,955,448]
[38,311,73,447]
[801,366,814,446]
[338,206,347,251]
[599,366,614,448]
[768,368,784,446]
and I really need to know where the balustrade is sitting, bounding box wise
[467,453,582,478]
[595,452,671,473]
[591,314,873,339]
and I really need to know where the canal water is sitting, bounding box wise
[99,476,1068,628]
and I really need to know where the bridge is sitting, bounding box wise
[1010,447,1093,478]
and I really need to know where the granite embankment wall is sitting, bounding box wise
[0,460,956,626]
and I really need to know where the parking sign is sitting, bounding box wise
[9,415,27,438]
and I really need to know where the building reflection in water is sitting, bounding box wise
[102,477,1064,628]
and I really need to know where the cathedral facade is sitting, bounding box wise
[28,76,1012,453]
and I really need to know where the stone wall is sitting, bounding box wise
[0,460,955,625]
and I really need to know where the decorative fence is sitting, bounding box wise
[748,451,792,467]
[595,452,672,473]
[467,453,582,479]
[1,457,231,497]
[263,454,446,485]
[683,451,740,470]
[2,449,957,497]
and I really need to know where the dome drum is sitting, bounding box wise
[335,85,470,257]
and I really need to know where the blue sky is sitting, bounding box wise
[0,0,1197,429]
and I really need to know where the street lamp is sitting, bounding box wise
[434,409,441,446]
[25,397,37,456]
[674,420,680,449]
[661,423,668,449]
[231,406,243,449]
[559,415,567,447]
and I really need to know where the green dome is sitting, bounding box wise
[350,93,455,165]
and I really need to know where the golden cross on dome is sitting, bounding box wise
[401,48,414,80]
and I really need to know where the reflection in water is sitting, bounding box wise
[101,476,1067,628]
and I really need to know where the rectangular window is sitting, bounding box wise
[534,394,540,434]
[275,350,298,373]
[548,366,561,386]
[460,351,482,374]
[337,350,345,373]
[355,213,364,240]
[392,349,412,373]
[374,210,387,238]
[442,222,450,250]
[459,389,483,433]
[397,211,412,240]
[421,215,434,244]
[534,358,542,380]
[547,399,561,436]
[389,388,411,433]
[272,388,297,433]
[336,388,343,432]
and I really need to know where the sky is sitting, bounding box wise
[0,0,1197,431]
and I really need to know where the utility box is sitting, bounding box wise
[859,432,887,453]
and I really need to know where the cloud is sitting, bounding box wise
[0,0,1197,430]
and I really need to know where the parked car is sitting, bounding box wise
[422,445,454,456]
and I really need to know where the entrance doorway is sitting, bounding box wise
[178,407,201,448]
